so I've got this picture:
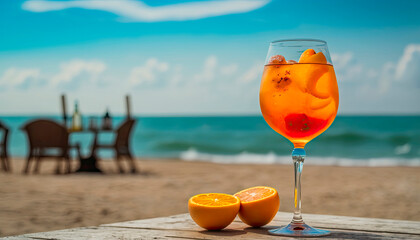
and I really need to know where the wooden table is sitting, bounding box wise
[68,128,114,173]
[3,212,419,239]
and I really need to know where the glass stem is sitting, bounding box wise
[292,148,305,224]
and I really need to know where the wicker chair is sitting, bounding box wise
[21,119,80,174]
[91,119,138,173]
[0,121,10,172]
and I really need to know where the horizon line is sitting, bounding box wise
[0,113,419,118]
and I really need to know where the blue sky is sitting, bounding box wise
[0,0,419,115]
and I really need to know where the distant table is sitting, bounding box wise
[4,212,420,239]
[68,128,114,173]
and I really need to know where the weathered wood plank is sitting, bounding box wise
[273,212,420,235]
[3,212,420,240]
[103,212,420,235]
[3,225,419,240]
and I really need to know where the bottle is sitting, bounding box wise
[72,101,82,131]
[102,108,112,130]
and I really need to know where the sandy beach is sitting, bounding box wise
[0,158,419,237]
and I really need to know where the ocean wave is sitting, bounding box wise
[179,148,420,167]
[320,132,371,142]
[394,144,411,155]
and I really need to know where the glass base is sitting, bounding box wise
[269,222,330,237]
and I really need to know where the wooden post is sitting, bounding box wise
[125,95,131,119]
[61,94,68,127]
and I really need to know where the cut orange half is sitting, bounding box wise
[188,193,240,230]
[234,186,280,227]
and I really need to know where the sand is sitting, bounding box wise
[0,158,419,237]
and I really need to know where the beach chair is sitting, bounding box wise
[21,119,80,174]
[0,121,10,172]
[91,119,138,173]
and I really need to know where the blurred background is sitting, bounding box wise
[1,0,419,164]
[0,0,419,237]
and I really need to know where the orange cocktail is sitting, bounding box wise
[260,50,339,148]
[262,39,338,237]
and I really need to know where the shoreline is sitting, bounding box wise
[7,154,420,167]
[179,150,420,167]
[1,158,419,237]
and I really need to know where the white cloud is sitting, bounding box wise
[3,46,418,115]
[0,60,106,91]
[395,44,420,85]
[0,68,41,89]
[378,62,395,93]
[372,44,420,93]
[169,64,183,86]
[332,52,353,70]
[193,55,218,82]
[220,63,238,76]
[333,44,420,92]
[332,51,392,94]
[237,62,263,84]
[331,44,420,114]
[366,69,378,79]
[22,0,270,22]
[331,52,363,82]
[51,59,106,86]
[129,58,169,86]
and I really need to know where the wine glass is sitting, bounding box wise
[259,39,339,237]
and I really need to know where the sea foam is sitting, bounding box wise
[180,148,420,167]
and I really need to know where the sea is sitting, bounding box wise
[1,115,419,167]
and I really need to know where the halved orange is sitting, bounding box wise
[234,186,280,227]
[188,193,240,230]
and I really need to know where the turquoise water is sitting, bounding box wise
[1,115,419,166]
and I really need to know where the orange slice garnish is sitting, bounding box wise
[299,49,316,62]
